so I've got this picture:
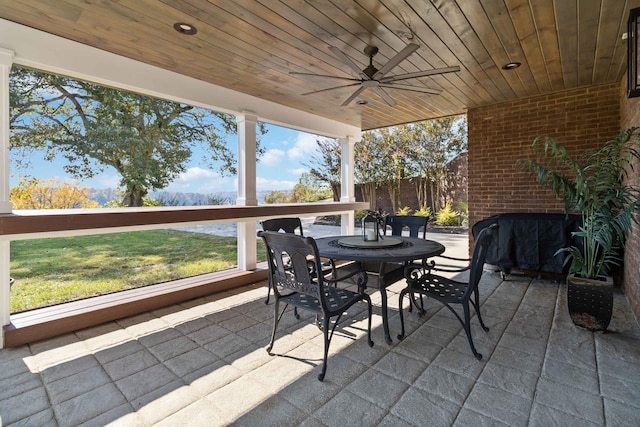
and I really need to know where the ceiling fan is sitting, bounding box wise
[290,43,460,107]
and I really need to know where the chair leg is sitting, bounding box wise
[462,302,482,360]
[365,296,374,347]
[407,291,426,316]
[397,289,408,340]
[264,282,271,305]
[472,290,489,332]
[266,300,281,354]
[318,315,331,381]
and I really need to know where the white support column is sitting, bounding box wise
[236,111,258,271]
[0,48,13,346]
[340,135,358,235]
[0,48,12,214]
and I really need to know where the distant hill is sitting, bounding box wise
[87,188,284,206]
[88,188,118,206]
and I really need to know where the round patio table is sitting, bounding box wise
[315,235,445,344]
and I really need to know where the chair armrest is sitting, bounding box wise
[404,263,466,287]
[415,255,471,273]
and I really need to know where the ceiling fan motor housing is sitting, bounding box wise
[291,42,459,106]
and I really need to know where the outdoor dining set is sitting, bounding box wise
[258,215,497,381]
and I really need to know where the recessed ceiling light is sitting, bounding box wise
[502,62,521,70]
[357,100,368,105]
[174,22,197,35]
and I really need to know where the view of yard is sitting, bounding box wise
[9,230,266,313]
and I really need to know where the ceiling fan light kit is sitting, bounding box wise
[291,43,460,107]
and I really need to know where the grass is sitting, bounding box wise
[10,229,266,313]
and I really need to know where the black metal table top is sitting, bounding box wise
[315,235,445,263]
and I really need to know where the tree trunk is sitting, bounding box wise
[122,184,147,207]
[415,176,429,210]
[429,181,436,212]
[331,182,340,202]
[387,181,397,214]
[361,182,377,210]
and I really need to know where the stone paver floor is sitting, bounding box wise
[1,235,639,426]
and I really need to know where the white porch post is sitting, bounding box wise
[340,135,358,235]
[0,48,14,345]
[236,111,258,271]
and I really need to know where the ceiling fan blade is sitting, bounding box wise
[302,83,362,96]
[373,86,396,106]
[289,71,361,83]
[341,86,367,106]
[380,66,461,83]
[373,43,419,79]
[379,83,442,95]
[329,46,368,79]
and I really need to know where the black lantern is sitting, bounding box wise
[362,212,379,241]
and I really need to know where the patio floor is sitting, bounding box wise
[1,234,639,426]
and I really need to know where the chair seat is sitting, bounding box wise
[280,286,365,315]
[413,275,469,301]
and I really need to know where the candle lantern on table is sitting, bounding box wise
[362,212,379,242]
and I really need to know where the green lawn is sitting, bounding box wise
[10,229,266,313]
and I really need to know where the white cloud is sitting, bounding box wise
[287,133,318,161]
[166,167,224,192]
[181,167,218,181]
[289,168,307,176]
[256,176,297,191]
[261,148,285,167]
[95,174,121,189]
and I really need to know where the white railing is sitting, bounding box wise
[0,202,367,340]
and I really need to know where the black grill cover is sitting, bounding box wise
[472,213,582,274]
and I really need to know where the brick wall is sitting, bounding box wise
[467,83,620,230]
[620,74,640,322]
[467,79,640,323]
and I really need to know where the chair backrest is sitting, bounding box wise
[261,217,304,235]
[467,223,498,293]
[258,230,327,305]
[385,215,428,239]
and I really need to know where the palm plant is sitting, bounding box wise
[518,128,640,279]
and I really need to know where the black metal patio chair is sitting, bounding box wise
[261,218,305,306]
[397,223,497,360]
[383,215,430,310]
[260,217,334,310]
[384,215,428,238]
[258,230,373,381]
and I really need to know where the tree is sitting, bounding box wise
[405,116,467,211]
[288,172,332,203]
[9,66,266,207]
[11,178,99,209]
[263,191,289,204]
[376,126,414,213]
[263,172,331,204]
[305,138,342,201]
[355,131,389,210]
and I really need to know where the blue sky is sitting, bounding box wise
[10,123,323,194]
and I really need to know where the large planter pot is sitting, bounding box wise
[567,274,613,331]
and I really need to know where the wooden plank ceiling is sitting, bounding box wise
[0,0,637,131]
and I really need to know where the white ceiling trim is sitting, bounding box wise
[0,18,360,139]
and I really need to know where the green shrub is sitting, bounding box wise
[435,202,460,226]
[395,206,412,215]
[354,209,368,220]
[414,207,432,218]
[456,201,469,226]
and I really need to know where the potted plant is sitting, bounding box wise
[518,127,640,331]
